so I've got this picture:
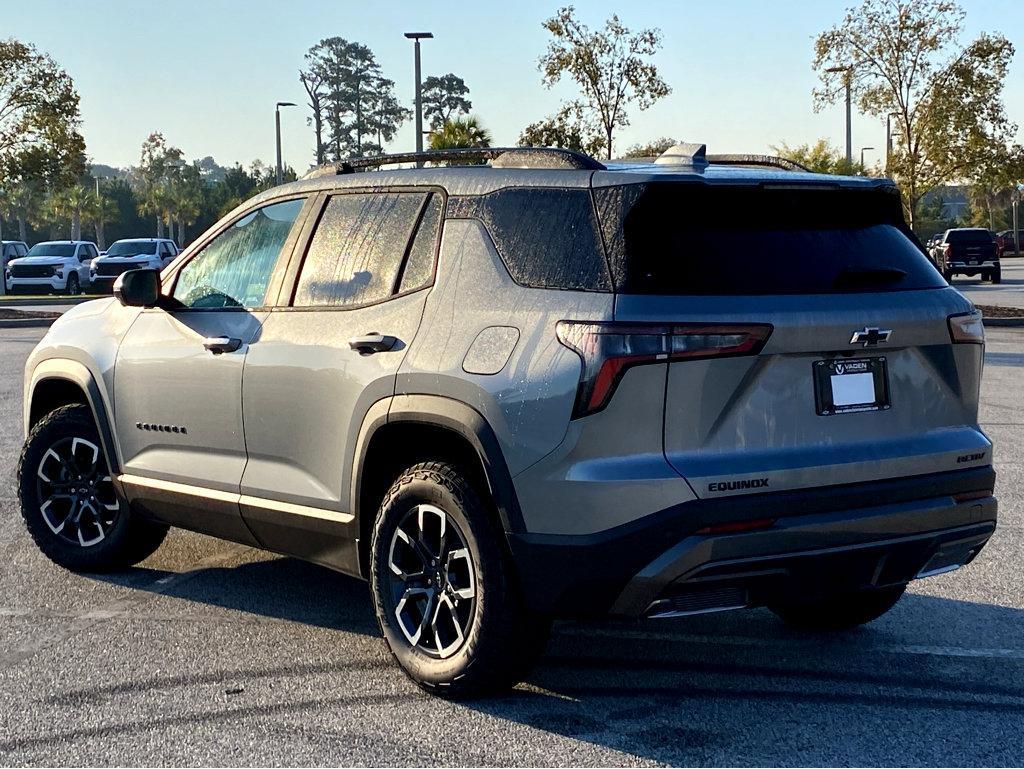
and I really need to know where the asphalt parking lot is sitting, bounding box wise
[955,257,1024,309]
[0,325,1022,766]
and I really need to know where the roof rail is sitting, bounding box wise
[706,154,810,172]
[302,147,605,179]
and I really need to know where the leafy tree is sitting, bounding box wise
[421,74,472,130]
[363,76,411,155]
[168,164,204,244]
[135,132,184,237]
[622,137,680,158]
[299,60,328,166]
[771,139,860,175]
[814,0,1017,227]
[304,38,406,160]
[0,39,86,189]
[518,103,605,157]
[539,7,671,159]
[428,116,492,157]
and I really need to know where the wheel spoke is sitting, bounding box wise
[417,504,446,559]
[70,438,100,477]
[394,586,435,646]
[389,528,426,581]
[445,548,476,600]
[431,593,466,657]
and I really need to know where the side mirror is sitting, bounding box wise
[114,269,161,308]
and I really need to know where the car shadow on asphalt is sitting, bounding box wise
[82,551,1024,764]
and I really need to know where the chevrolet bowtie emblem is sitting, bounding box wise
[849,327,892,347]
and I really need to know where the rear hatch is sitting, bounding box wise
[593,180,990,500]
[947,229,997,265]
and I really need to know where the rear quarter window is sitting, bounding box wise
[448,187,611,291]
[594,183,945,295]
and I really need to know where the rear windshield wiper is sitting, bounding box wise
[833,266,907,290]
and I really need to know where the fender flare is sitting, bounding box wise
[26,358,121,475]
[351,393,525,537]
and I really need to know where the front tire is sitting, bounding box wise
[991,268,1002,284]
[370,461,549,697]
[18,404,167,571]
[65,273,80,295]
[768,584,906,631]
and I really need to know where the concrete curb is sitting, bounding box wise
[0,296,92,307]
[983,317,1024,328]
[0,317,57,329]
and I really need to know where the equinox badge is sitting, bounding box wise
[850,327,892,347]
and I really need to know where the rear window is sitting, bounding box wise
[448,188,611,291]
[593,183,945,295]
[946,229,993,244]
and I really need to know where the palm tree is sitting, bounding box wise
[6,185,38,241]
[61,186,92,241]
[168,179,201,245]
[138,182,171,238]
[428,116,492,152]
[85,190,120,250]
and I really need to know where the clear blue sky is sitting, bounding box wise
[6,0,1023,171]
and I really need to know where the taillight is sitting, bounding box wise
[944,243,952,259]
[948,311,984,344]
[556,321,773,418]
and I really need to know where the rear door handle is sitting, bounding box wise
[203,336,242,354]
[348,333,398,354]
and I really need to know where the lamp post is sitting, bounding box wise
[826,65,853,167]
[1013,184,1022,258]
[884,112,900,174]
[860,146,875,175]
[405,32,433,166]
[275,101,297,185]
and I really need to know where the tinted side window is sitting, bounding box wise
[173,198,304,309]
[294,192,426,307]
[399,193,443,293]
[448,188,611,291]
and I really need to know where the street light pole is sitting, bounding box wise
[275,101,297,185]
[1013,185,1022,258]
[405,32,433,166]
[826,65,853,167]
[860,146,875,175]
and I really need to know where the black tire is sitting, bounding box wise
[768,584,906,631]
[370,461,549,698]
[942,269,954,282]
[66,273,80,295]
[991,268,1002,284]
[18,404,167,572]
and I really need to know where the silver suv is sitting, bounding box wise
[17,146,997,697]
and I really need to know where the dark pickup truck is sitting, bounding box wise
[931,228,1001,283]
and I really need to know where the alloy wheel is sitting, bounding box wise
[35,436,119,547]
[387,503,476,658]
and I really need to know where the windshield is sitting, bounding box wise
[26,243,76,258]
[107,241,158,256]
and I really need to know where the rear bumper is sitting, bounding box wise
[508,466,996,617]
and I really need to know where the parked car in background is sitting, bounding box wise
[4,240,97,295]
[0,241,29,296]
[930,228,1001,283]
[89,238,179,293]
[996,230,1020,256]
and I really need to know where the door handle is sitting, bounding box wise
[348,332,398,355]
[203,336,242,354]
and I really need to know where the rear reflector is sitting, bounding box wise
[953,490,992,503]
[556,321,772,418]
[696,517,776,535]
[948,311,985,344]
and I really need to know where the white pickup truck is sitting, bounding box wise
[89,238,180,292]
[4,241,97,295]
